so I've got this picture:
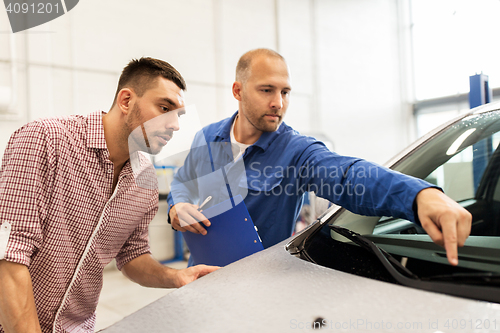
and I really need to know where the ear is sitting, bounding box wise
[116,88,133,115]
[232,81,243,101]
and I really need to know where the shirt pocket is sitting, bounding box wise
[0,221,12,260]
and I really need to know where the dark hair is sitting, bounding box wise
[235,48,285,83]
[112,57,186,106]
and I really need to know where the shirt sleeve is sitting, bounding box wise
[0,122,52,266]
[166,130,207,214]
[295,139,435,223]
[115,193,158,270]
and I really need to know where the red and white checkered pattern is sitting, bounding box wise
[0,111,158,333]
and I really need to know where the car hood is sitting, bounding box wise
[102,236,500,333]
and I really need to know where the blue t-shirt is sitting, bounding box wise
[167,112,431,249]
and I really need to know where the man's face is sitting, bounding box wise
[127,77,185,155]
[238,56,291,133]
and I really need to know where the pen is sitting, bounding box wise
[198,196,212,211]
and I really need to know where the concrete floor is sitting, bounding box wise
[95,260,188,332]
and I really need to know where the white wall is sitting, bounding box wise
[0,0,410,164]
[314,0,410,162]
[0,0,410,261]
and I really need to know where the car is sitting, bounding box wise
[102,101,500,333]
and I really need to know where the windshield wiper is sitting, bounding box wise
[328,225,500,303]
[328,225,418,279]
[423,272,500,286]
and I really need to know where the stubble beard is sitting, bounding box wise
[241,100,282,133]
[126,104,162,155]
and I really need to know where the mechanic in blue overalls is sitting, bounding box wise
[167,48,471,267]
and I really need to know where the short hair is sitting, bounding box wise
[112,57,186,106]
[235,48,285,84]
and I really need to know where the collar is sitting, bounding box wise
[87,111,108,149]
[214,111,283,152]
[214,112,237,142]
[87,111,135,177]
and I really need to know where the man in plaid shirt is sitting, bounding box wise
[0,57,219,333]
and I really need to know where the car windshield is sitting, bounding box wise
[298,109,500,302]
[334,110,500,237]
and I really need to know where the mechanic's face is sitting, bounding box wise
[127,77,185,155]
[236,56,291,133]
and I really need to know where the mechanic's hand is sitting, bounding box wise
[416,188,472,266]
[169,203,211,235]
[174,264,220,288]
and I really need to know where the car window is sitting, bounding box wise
[331,112,500,237]
[370,111,500,236]
[424,145,475,202]
[424,132,500,202]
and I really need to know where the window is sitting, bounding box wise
[411,0,500,101]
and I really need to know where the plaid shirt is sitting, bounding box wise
[0,111,158,333]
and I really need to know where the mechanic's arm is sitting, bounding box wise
[0,260,42,333]
[169,203,211,235]
[415,188,472,266]
[121,253,219,288]
[297,142,472,266]
[167,130,214,235]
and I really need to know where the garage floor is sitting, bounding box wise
[95,260,188,331]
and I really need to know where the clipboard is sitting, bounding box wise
[182,195,264,266]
